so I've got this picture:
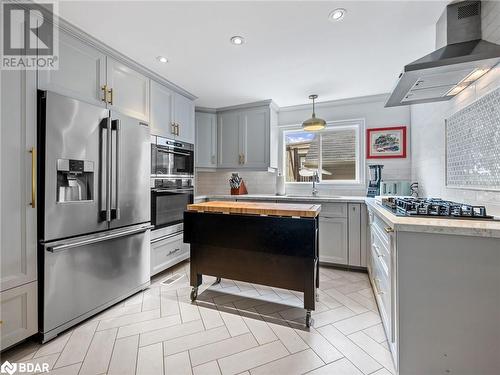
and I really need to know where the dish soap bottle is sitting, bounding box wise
[275,172,286,196]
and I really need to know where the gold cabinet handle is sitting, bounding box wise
[384,226,394,233]
[374,278,385,295]
[108,87,113,105]
[373,244,384,258]
[29,147,36,208]
[171,122,176,135]
[241,154,245,164]
[101,85,108,103]
[176,123,180,136]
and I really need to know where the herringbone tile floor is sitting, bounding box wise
[1,261,395,375]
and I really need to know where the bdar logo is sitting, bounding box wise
[0,361,17,375]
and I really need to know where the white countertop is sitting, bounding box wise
[365,198,500,239]
[195,194,367,203]
[196,194,500,238]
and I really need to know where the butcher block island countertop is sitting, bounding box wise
[187,201,321,218]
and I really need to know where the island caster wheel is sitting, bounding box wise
[215,277,222,284]
[190,287,198,302]
[305,311,313,328]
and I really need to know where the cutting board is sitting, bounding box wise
[187,201,321,218]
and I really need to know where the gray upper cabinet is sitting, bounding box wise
[217,104,275,170]
[173,92,195,144]
[218,111,241,167]
[150,83,195,143]
[38,31,106,106]
[106,57,150,122]
[238,107,270,169]
[195,111,217,168]
[150,80,174,138]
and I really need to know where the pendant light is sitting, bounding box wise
[302,94,326,131]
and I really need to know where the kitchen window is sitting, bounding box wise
[283,120,363,184]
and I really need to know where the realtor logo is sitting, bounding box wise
[1,1,58,69]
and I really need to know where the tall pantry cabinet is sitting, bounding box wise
[0,63,38,349]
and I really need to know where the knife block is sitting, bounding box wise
[230,181,248,195]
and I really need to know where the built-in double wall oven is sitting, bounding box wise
[151,136,194,230]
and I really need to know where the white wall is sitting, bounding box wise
[196,93,411,196]
[411,0,500,216]
[278,94,411,196]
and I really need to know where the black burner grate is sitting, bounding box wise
[382,197,493,220]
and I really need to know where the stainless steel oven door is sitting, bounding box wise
[152,138,194,177]
[154,147,193,176]
[151,188,193,229]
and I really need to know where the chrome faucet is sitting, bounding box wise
[312,170,320,196]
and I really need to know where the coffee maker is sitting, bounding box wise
[367,165,383,197]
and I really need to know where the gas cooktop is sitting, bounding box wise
[381,197,494,220]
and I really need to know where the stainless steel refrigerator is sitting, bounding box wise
[37,90,151,342]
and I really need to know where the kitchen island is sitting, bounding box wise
[184,201,320,327]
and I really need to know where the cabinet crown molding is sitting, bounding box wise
[16,0,197,101]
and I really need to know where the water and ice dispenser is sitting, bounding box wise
[56,159,94,202]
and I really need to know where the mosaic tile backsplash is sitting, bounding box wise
[446,87,500,190]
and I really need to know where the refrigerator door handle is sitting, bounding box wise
[46,224,153,253]
[112,119,121,220]
[100,117,112,222]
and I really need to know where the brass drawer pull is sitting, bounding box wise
[374,278,385,295]
[373,244,384,258]
[384,226,394,233]
[168,248,181,256]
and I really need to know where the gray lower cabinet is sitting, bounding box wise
[367,204,500,374]
[38,31,106,106]
[318,202,366,267]
[319,216,348,264]
[0,282,38,350]
[151,233,190,276]
[195,111,217,168]
[1,54,38,350]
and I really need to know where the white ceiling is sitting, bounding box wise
[58,1,448,108]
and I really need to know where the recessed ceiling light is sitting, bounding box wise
[230,36,245,45]
[329,8,346,22]
[157,56,168,63]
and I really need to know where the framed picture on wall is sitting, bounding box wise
[366,126,407,159]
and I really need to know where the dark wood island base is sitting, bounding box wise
[184,201,320,327]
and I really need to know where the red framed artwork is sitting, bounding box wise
[366,126,407,159]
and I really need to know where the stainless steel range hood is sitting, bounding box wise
[385,1,500,107]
